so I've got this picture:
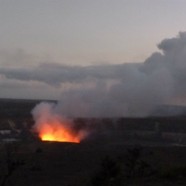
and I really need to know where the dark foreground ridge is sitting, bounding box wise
[1,141,186,186]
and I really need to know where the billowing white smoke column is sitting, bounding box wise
[55,32,186,117]
[32,102,65,132]
[56,66,173,117]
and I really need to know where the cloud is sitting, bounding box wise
[0,63,137,85]
[2,32,186,116]
[0,74,60,99]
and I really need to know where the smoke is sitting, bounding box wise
[32,102,87,142]
[2,32,186,116]
[55,32,186,117]
[30,32,186,141]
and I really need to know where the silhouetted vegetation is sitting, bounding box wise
[91,156,122,186]
[91,147,157,186]
[0,144,24,186]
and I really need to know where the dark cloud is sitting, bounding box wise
[0,63,139,85]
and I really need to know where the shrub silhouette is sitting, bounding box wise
[124,147,156,179]
[0,144,24,186]
[91,156,122,186]
[91,147,156,186]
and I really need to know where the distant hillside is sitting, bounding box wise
[151,105,186,117]
[0,98,56,118]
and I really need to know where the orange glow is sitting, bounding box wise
[39,122,80,143]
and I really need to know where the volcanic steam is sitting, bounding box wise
[32,102,86,143]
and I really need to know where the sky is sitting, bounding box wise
[1,1,186,117]
[1,0,186,66]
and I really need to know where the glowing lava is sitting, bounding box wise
[38,122,80,143]
[32,102,83,143]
